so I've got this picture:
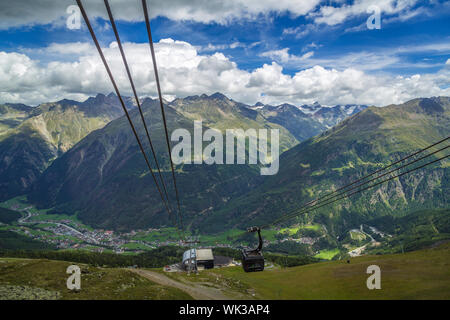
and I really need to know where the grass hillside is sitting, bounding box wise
[0,258,192,300]
[0,207,21,224]
[208,242,450,299]
[0,231,56,250]
[366,208,450,254]
[0,243,448,300]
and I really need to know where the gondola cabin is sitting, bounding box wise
[241,226,265,272]
[242,250,264,272]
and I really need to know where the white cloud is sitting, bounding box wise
[45,42,95,55]
[1,0,444,35]
[21,42,95,58]
[305,42,321,50]
[261,48,291,63]
[199,41,246,52]
[247,64,450,106]
[0,0,321,29]
[310,0,419,26]
[282,23,318,39]
[230,42,244,49]
[261,48,314,64]
[1,39,449,107]
[301,51,315,60]
[261,41,450,71]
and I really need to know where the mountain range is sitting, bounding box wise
[25,92,335,231]
[0,92,353,203]
[1,93,448,237]
[0,93,135,201]
[199,97,450,234]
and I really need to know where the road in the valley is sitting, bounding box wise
[18,208,98,243]
[348,225,376,257]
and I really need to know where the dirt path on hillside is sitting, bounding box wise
[130,269,232,300]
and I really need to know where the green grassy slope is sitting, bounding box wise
[0,129,57,201]
[1,244,448,300]
[0,207,21,224]
[0,258,192,300]
[210,242,450,299]
[0,231,56,250]
[366,208,450,254]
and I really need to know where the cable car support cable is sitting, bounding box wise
[103,0,180,233]
[267,141,449,227]
[263,151,449,229]
[270,136,449,227]
[142,0,186,237]
[76,0,176,234]
[313,136,449,204]
[232,138,449,262]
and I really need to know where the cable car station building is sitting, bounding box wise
[182,248,214,271]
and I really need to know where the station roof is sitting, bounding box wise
[196,248,214,261]
[182,248,214,262]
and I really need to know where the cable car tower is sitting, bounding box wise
[183,236,200,275]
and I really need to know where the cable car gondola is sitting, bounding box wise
[241,226,264,272]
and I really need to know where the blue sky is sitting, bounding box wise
[0,0,449,106]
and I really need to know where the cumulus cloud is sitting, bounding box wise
[1,0,444,34]
[198,41,249,52]
[250,63,450,106]
[262,48,399,71]
[282,23,319,39]
[0,0,321,29]
[261,48,315,64]
[0,39,449,107]
[261,42,450,71]
[310,0,419,26]
[0,39,252,105]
